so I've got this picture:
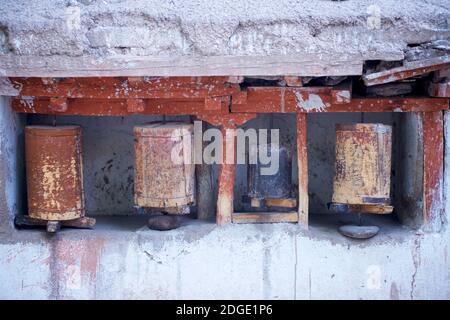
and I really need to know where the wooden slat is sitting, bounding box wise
[363,56,450,86]
[421,111,445,231]
[297,113,309,229]
[232,211,298,223]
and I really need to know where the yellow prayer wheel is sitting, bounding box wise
[332,123,393,214]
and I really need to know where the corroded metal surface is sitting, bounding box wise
[332,123,392,210]
[25,125,85,221]
[134,122,195,209]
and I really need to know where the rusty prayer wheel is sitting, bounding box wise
[331,123,393,214]
[134,122,195,210]
[25,125,85,221]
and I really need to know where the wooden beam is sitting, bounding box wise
[1,54,364,77]
[363,56,450,86]
[12,98,206,116]
[232,211,298,224]
[421,111,445,231]
[232,93,448,113]
[297,113,308,229]
[216,125,236,226]
[9,76,239,99]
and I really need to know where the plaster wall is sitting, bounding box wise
[0,0,449,77]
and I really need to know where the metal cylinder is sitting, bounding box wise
[134,122,195,210]
[332,123,392,207]
[248,143,292,199]
[25,125,85,221]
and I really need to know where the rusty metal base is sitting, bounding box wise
[14,215,96,234]
[328,202,393,215]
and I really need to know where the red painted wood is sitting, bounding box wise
[9,76,239,99]
[421,111,445,231]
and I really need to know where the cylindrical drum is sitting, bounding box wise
[247,143,292,199]
[134,122,195,210]
[25,125,85,221]
[332,123,392,207]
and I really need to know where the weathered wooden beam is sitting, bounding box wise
[232,211,298,223]
[232,93,448,113]
[9,76,239,100]
[363,56,450,86]
[14,215,96,229]
[216,125,236,226]
[12,98,206,116]
[297,113,308,229]
[421,111,445,231]
[0,54,364,77]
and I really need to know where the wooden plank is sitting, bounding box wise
[14,215,96,229]
[297,113,308,229]
[10,76,239,100]
[1,54,364,77]
[421,111,445,231]
[232,93,449,113]
[232,211,298,224]
[12,98,206,116]
[363,56,450,86]
[265,198,297,208]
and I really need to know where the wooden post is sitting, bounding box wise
[216,125,236,226]
[421,111,444,231]
[297,113,308,228]
[196,121,215,220]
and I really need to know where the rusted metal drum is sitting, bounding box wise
[25,125,85,221]
[134,122,195,210]
[332,123,393,213]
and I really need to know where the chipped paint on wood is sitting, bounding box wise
[25,126,85,221]
[295,92,329,112]
[332,123,393,208]
[134,122,195,209]
[421,111,444,231]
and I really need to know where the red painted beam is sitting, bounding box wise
[9,76,239,100]
[421,111,445,231]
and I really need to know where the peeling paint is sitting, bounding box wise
[294,92,328,112]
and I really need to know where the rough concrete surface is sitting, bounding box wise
[0,0,449,76]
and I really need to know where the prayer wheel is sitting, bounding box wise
[134,122,195,210]
[25,125,85,221]
[331,123,393,214]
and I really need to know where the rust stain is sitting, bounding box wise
[53,237,106,291]
[25,126,85,221]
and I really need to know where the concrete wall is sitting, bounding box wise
[0,99,448,300]
[0,96,25,232]
[0,0,449,77]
